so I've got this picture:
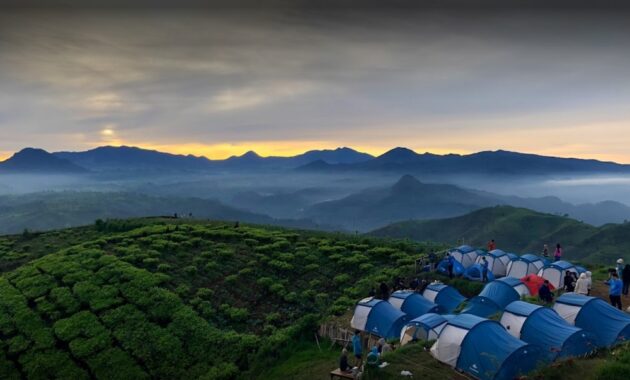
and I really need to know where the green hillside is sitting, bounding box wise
[0,218,442,379]
[371,206,630,263]
[0,192,328,235]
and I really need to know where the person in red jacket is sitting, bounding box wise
[487,239,496,251]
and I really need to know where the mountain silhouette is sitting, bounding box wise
[0,148,87,173]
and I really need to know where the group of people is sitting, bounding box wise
[369,276,430,300]
[339,331,393,375]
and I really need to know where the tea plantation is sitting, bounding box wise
[0,218,441,379]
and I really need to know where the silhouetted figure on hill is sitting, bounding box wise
[542,244,549,259]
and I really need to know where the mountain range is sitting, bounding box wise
[299,175,630,230]
[370,205,630,264]
[1,145,630,175]
[299,147,630,175]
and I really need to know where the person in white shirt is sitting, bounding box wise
[574,273,589,295]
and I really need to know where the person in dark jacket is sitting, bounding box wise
[564,272,575,292]
[339,348,351,372]
[379,282,390,300]
[622,264,630,296]
[539,280,553,303]
[409,277,419,291]
[447,253,455,279]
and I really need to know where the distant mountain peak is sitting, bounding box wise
[241,150,261,159]
[391,174,424,193]
[0,148,87,173]
[377,147,420,162]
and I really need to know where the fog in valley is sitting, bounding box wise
[2,166,630,235]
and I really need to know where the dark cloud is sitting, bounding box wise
[3,0,630,10]
[1,7,630,160]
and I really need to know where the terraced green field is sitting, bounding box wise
[0,218,440,379]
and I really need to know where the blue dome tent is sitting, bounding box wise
[462,278,530,318]
[350,297,409,339]
[505,254,545,279]
[464,263,496,282]
[388,290,440,319]
[437,258,465,277]
[538,260,578,289]
[430,314,542,380]
[500,301,595,361]
[400,313,453,346]
[553,294,630,348]
[449,245,480,268]
[422,283,466,313]
[476,249,512,277]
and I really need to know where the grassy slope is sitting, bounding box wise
[1,217,628,380]
[371,205,630,263]
[0,218,443,380]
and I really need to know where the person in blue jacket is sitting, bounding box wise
[539,280,553,304]
[605,272,623,310]
[352,330,363,366]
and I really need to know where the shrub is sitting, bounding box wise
[333,274,351,285]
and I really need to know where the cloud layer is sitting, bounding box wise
[1,9,630,161]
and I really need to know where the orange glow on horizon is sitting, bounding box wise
[2,142,630,164]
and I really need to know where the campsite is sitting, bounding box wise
[3,2,630,379]
[0,218,629,380]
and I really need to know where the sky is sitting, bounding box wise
[2,2,630,162]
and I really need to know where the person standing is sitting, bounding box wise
[352,330,363,367]
[379,282,390,300]
[542,244,549,259]
[487,239,496,251]
[447,253,455,279]
[428,250,437,270]
[616,259,624,277]
[481,256,489,283]
[622,264,630,296]
[539,280,553,303]
[585,271,592,295]
[575,273,589,295]
[554,244,563,261]
[564,272,575,292]
[605,272,623,310]
[339,348,351,373]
